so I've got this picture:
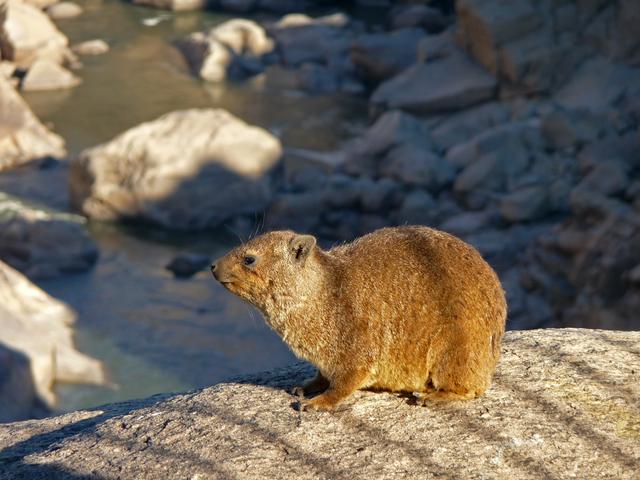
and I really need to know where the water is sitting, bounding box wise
[15,0,368,412]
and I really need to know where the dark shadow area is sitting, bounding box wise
[0,344,48,424]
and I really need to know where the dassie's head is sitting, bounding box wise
[211,231,317,310]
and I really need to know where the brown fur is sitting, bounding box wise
[212,226,507,411]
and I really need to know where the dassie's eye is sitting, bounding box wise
[243,255,256,267]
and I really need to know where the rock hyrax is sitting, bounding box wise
[212,226,506,411]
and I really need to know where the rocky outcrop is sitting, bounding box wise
[0,329,637,478]
[0,193,98,279]
[0,260,105,416]
[69,108,283,230]
[456,0,640,93]
[0,75,66,171]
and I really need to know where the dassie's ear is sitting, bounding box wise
[289,234,316,264]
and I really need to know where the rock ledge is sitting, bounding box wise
[0,328,638,479]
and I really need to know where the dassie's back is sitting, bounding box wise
[328,226,506,391]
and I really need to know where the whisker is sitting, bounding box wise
[224,223,245,246]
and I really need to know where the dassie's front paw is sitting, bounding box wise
[299,394,337,412]
[291,385,305,397]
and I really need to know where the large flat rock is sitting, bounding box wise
[0,328,637,479]
[69,108,282,230]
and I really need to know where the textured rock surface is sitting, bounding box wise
[0,329,637,479]
[0,75,65,171]
[0,193,98,279]
[69,108,282,230]
[0,260,105,411]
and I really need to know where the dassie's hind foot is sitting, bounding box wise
[291,370,330,397]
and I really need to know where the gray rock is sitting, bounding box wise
[391,189,436,226]
[359,177,400,212]
[71,39,109,56]
[0,75,65,171]
[0,260,105,412]
[569,186,631,219]
[499,186,549,222]
[451,121,543,203]
[269,15,351,67]
[439,210,491,236]
[324,174,364,209]
[295,62,340,93]
[165,252,211,278]
[266,191,325,232]
[345,110,432,177]
[554,58,640,113]
[613,0,640,63]
[628,263,640,285]
[415,29,459,65]
[70,109,282,230]
[578,162,630,197]
[371,53,497,114]
[466,228,510,260]
[20,58,81,91]
[391,5,448,32]
[0,193,98,279]
[0,329,637,479]
[578,132,640,172]
[432,101,510,152]
[45,2,83,19]
[380,143,455,192]
[456,0,541,74]
[454,152,503,194]
[539,107,602,150]
[498,28,579,93]
[350,28,425,81]
[219,0,256,12]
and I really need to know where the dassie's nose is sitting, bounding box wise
[210,262,218,278]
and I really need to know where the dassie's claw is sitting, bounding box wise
[291,385,305,397]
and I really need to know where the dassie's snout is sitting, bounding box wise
[210,258,233,283]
